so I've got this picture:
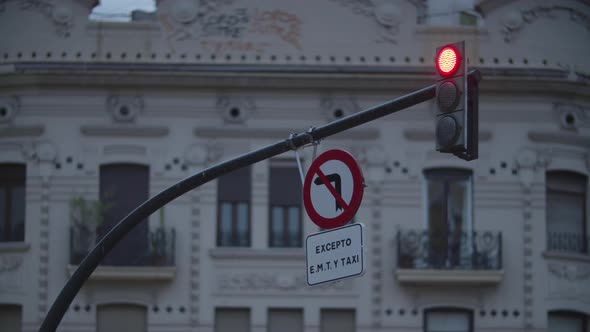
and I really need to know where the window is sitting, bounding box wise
[268,308,303,332]
[99,164,149,265]
[97,304,147,332]
[269,162,302,247]
[0,304,22,332]
[215,308,250,332]
[424,308,472,332]
[217,167,251,247]
[424,169,472,268]
[0,164,26,242]
[548,311,588,332]
[320,309,355,332]
[546,171,588,253]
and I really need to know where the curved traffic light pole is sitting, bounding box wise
[40,83,439,332]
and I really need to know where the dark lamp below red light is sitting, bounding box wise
[436,46,460,76]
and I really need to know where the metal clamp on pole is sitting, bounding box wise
[289,133,306,184]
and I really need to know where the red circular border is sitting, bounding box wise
[303,149,364,229]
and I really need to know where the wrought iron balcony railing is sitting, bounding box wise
[547,231,589,254]
[397,229,502,270]
[70,225,175,266]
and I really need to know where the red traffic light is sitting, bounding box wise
[436,46,460,76]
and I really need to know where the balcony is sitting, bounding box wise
[547,232,589,254]
[69,225,176,281]
[395,229,503,285]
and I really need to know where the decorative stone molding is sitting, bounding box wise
[0,255,23,272]
[171,0,199,24]
[501,6,590,43]
[0,255,24,291]
[0,96,19,123]
[352,145,387,183]
[514,148,541,329]
[81,126,169,137]
[217,271,350,292]
[553,102,590,131]
[0,0,74,37]
[548,263,590,281]
[184,141,223,166]
[216,96,255,124]
[320,96,359,121]
[514,148,549,191]
[35,141,57,163]
[106,96,143,123]
[327,0,405,43]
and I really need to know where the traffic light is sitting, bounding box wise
[434,41,479,161]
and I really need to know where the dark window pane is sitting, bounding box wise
[271,206,284,247]
[548,312,586,332]
[288,206,301,247]
[320,309,355,332]
[0,188,5,240]
[218,167,251,201]
[0,163,26,242]
[269,163,302,247]
[219,202,232,246]
[269,164,301,205]
[425,309,471,332]
[215,308,250,332]
[0,304,22,332]
[217,167,251,247]
[99,164,149,265]
[10,186,25,241]
[424,168,472,269]
[546,171,587,253]
[237,202,249,246]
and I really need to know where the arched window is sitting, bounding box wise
[548,311,589,332]
[546,171,588,253]
[0,163,26,242]
[424,307,473,332]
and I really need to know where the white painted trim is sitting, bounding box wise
[395,269,503,284]
[67,265,175,281]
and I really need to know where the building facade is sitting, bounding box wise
[0,0,589,331]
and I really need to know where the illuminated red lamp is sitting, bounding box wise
[436,46,460,76]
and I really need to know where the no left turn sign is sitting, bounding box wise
[303,149,364,229]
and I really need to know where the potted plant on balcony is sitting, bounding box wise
[150,207,170,266]
[69,196,109,264]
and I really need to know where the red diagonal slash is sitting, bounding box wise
[315,168,349,211]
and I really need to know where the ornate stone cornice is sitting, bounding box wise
[499,5,590,43]
[0,0,74,37]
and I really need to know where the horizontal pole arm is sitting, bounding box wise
[40,83,436,332]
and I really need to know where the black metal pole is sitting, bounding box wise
[40,83,436,332]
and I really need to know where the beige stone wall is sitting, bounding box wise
[0,0,588,331]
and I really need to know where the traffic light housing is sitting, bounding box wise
[434,41,479,161]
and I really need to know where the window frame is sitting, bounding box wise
[215,307,251,332]
[545,170,588,254]
[268,161,302,248]
[423,307,473,332]
[423,168,473,268]
[217,167,252,247]
[548,310,588,332]
[0,163,26,242]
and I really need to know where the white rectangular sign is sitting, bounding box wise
[306,223,365,286]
